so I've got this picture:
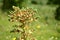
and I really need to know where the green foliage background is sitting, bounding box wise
[0,0,60,40]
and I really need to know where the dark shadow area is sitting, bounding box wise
[31,0,38,5]
[47,0,60,21]
[2,0,24,11]
[47,0,60,5]
[55,6,60,21]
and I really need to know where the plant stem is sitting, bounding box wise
[20,23,27,40]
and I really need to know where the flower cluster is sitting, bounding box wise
[8,6,37,24]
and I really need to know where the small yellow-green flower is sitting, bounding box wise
[37,25,40,29]
[12,37,16,40]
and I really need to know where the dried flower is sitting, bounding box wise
[9,6,36,23]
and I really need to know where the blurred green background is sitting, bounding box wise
[0,0,60,40]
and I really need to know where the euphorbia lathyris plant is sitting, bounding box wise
[8,6,37,40]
